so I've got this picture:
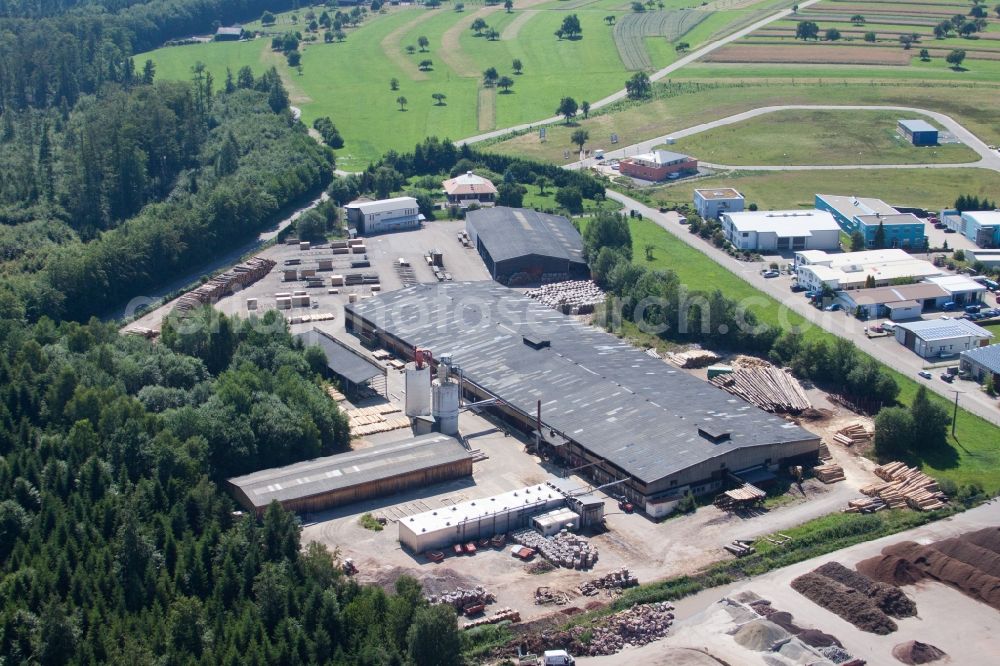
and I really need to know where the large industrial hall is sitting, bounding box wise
[345,281,821,515]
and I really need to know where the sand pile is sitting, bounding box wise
[858,528,1000,611]
[791,572,897,635]
[892,640,947,664]
[733,619,791,651]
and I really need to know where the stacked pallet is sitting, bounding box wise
[666,349,720,368]
[813,464,845,484]
[832,423,872,447]
[709,366,811,413]
[859,462,948,511]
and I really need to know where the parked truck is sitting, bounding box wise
[543,650,575,666]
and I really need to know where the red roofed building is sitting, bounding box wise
[619,149,698,182]
[442,171,498,207]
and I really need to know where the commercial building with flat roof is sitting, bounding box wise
[964,248,1000,269]
[960,344,1000,385]
[694,188,744,220]
[898,118,938,146]
[721,210,840,252]
[947,211,1000,248]
[227,434,472,516]
[465,207,587,285]
[893,318,993,358]
[344,196,423,235]
[795,249,942,292]
[815,194,926,249]
[837,282,949,320]
[345,282,820,513]
[619,149,698,182]
[925,275,988,305]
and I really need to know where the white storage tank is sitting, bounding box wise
[404,362,432,417]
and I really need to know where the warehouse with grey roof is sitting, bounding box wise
[226,433,472,516]
[345,282,820,515]
[465,207,588,285]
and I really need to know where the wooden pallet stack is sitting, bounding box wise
[709,366,811,413]
[832,423,872,447]
[813,463,845,484]
[859,462,948,511]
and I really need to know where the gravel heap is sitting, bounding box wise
[733,619,791,651]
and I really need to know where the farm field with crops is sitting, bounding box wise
[612,9,710,70]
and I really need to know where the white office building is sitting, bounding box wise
[344,196,423,235]
[694,188,745,220]
[795,249,942,292]
[721,210,841,252]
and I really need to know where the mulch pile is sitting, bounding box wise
[892,640,947,664]
[816,562,917,618]
[857,527,1000,611]
[790,572,898,635]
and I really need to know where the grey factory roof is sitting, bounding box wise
[346,282,817,486]
[228,433,469,508]
[895,318,994,342]
[855,213,924,227]
[466,207,585,266]
[898,119,938,133]
[296,328,383,384]
[962,343,1000,374]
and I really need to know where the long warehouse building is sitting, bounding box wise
[226,433,472,516]
[345,282,820,516]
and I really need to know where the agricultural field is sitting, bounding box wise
[612,9,709,70]
[668,109,979,165]
[140,0,757,168]
[702,0,1000,76]
[642,167,1000,210]
[485,80,1000,163]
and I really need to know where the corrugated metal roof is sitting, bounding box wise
[895,318,994,341]
[346,282,818,486]
[898,119,938,133]
[296,328,383,384]
[466,207,585,266]
[344,197,418,215]
[228,433,469,507]
[962,343,1000,374]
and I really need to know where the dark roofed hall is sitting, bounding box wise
[345,282,820,507]
[227,433,472,515]
[296,328,386,397]
[465,207,588,285]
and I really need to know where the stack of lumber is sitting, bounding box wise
[813,463,845,484]
[525,280,606,314]
[352,415,410,437]
[709,366,811,413]
[832,423,872,447]
[715,484,766,510]
[845,497,887,514]
[731,355,771,369]
[817,443,832,461]
[666,349,720,368]
[859,462,948,511]
[173,257,275,313]
[326,386,346,402]
[346,405,410,437]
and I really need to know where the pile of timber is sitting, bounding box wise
[325,386,346,402]
[346,405,410,437]
[731,355,771,369]
[666,349,720,368]
[525,280,606,314]
[709,366,811,413]
[833,423,872,447]
[813,463,845,484]
[844,497,887,514]
[859,462,948,511]
[172,257,275,313]
[462,608,520,630]
[724,539,756,557]
[818,443,832,461]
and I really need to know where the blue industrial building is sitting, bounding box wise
[815,194,927,250]
[897,119,939,146]
[940,210,1000,247]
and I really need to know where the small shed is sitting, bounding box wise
[886,300,922,321]
[898,119,938,146]
[215,25,243,41]
[532,508,579,537]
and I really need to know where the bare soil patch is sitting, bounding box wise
[704,43,912,65]
[501,9,537,41]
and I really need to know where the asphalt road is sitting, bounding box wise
[565,104,1000,172]
[454,0,823,146]
[606,188,1000,427]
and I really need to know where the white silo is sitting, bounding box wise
[432,354,460,436]
[404,349,432,417]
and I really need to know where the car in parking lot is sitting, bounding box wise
[940,373,955,383]
[824,303,842,311]
[762,270,780,278]
[918,370,933,379]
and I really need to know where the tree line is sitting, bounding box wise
[0,310,470,664]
